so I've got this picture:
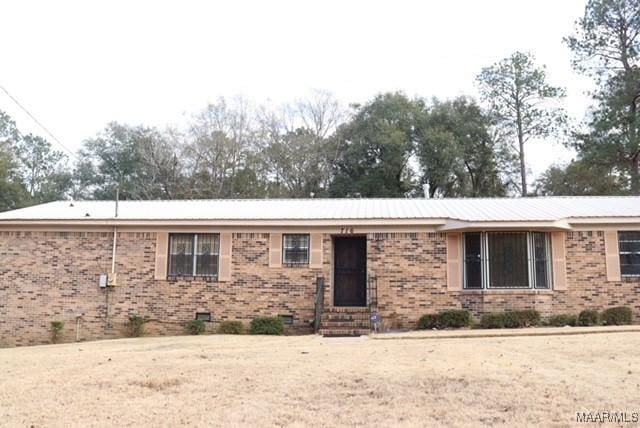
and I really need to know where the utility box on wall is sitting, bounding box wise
[107,272,118,287]
[99,273,118,288]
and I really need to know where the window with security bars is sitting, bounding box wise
[283,234,310,266]
[168,233,220,277]
[619,231,640,277]
[463,232,552,289]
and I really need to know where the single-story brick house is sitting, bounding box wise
[1,196,639,345]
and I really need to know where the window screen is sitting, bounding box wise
[532,232,551,289]
[464,233,482,289]
[488,232,529,288]
[619,231,640,277]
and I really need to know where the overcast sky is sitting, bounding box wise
[1,0,592,178]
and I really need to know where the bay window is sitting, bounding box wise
[463,232,552,289]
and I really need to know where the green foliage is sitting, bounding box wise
[480,310,541,329]
[16,134,71,204]
[0,85,578,207]
[417,310,472,330]
[547,314,577,327]
[536,161,626,196]
[600,306,633,326]
[330,93,418,197]
[80,122,183,200]
[50,320,65,344]
[0,112,28,212]
[508,310,541,328]
[0,147,28,212]
[126,315,150,337]
[564,0,639,76]
[476,51,567,196]
[479,313,505,329]
[250,317,284,335]
[185,319,206,335]
[577,309,600,326]
[417,314,440,330]
[436,309,472,329]
[218,320,245,335]
[415,97,513,197]
[564,0,640,194]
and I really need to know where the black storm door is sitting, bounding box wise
[333,237,367,307]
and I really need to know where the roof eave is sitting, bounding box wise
[567,217,640,224]
[437,219,573,232]
[0,218,448,227]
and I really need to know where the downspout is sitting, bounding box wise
[111,226,117,274]
[112,188,119,274]
[106,190,119,329]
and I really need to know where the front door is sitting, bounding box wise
[333,236,367,307]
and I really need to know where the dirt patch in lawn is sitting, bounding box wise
[1,333,639,427]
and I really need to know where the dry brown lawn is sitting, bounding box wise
[1,331,639,427]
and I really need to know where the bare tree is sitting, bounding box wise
[297,89,343,139]
[184,96,260,198]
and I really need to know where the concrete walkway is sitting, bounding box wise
[371,324,640,340]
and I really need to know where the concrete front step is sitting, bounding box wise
[319,328,371,337]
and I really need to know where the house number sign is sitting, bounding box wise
[340,227,355,234]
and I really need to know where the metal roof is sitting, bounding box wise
[0,196,638,223]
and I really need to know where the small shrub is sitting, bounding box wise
[480,313,505,329]
[577,309,599,326]
[250,317,284,335]
[218,320,244,334]
[509,310,540,328]
[50,321,65,344]
[417,314,440,330]
[417,310,472,330]
[126,315,150,337]
[438,310,472,328]
[547,314,577,327]
[479,310,541,329]
[601,306,633,326]
[185,319,206,335]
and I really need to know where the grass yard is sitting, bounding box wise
[1,332,639,427]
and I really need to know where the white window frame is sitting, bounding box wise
[463,232,553,290]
